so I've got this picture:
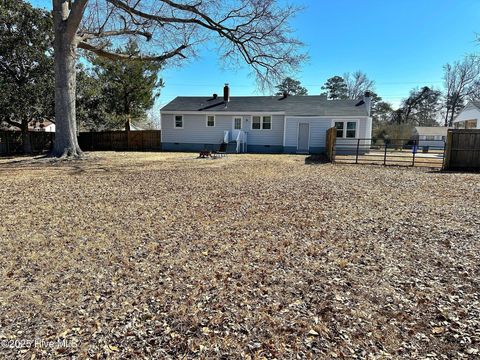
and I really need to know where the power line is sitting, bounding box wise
[161,80,444,87]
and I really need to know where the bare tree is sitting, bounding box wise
[343,71,374,99]
[442,55,480,127]
[50,0,306,157]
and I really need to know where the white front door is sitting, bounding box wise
[232,116,243,140]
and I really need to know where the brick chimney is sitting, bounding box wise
[223,83,230,102]
[364,91,372,116]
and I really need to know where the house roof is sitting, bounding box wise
[160,96,369,116]
[470,100,480,109]
[414,126,450,136]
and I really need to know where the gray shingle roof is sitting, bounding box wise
[160,96,369,116]
[470,100,480,109]
[414,127,450,136]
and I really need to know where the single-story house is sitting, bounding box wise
[160,85,372,154]
[453,101,480,129]
[29,120,55,132]
[412,126,450,148]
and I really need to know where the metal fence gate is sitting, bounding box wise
[332,137,446,168]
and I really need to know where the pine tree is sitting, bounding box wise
[320,76,348,100]
[90,40,164,129]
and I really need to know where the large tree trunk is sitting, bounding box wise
[52,37,82,157]
[51,2,82,158]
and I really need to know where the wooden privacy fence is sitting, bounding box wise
[0,131,54,155]
[78,130,162,151]
[0,130,161,155]
[444,129,480,170]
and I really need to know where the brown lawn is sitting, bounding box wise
[0,152,479,359]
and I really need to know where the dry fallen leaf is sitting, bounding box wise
[0,153,478,359]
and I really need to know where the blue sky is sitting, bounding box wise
[30,0,480,110]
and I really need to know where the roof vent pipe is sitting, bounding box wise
[224,83,230,102]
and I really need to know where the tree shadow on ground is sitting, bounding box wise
[304,154,329,165]
[428,168,480,174]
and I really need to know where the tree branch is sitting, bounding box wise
[66,0,89,39]
[79,29,153,41]
[78,41,187,61]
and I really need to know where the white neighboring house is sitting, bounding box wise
[29,120,55,132]
[412,127,449,148]
[453,101,480,129]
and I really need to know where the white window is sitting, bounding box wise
[174,115,183,128]
[251,115,272,130]
[234,117,242,129]
[262,116,272,130]
[426,135,435,141]
[252,116,261,129]
[335,120,357,138]
[206,115,215,127]
[346,122,356,138]
[335,121,344,138]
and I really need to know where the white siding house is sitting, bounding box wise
[160,85,372,154]
[412,127,450,148]
[454,101,480,129]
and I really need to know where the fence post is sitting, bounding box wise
[332,132,336,163]
[412,140,416,167]
[443,130,453,170]
[355,138,360,164]
[383,141,388,166]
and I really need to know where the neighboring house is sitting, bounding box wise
[453,101,480,129]
[0,120,55,132]
[29,120,55,132]
[128,123,144,131]
[412,126,449,148]
[124,121,145,131]
[160,85,372,154]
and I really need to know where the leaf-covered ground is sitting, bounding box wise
[0,153,479,359]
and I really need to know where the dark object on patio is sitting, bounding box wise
[305,154,328,164]
[423,146,429,153]
[212,142,228,158]
[199,149,211,158]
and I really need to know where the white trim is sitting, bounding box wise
[331,119,359,139]
[174,115,184,129]
[206,114,216,127]
[163,112,369,118]
[160,111,163,142]
[162,111,284,116]
[285,116,369,119]
[282,115,287,147]
[296,122,310,152]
